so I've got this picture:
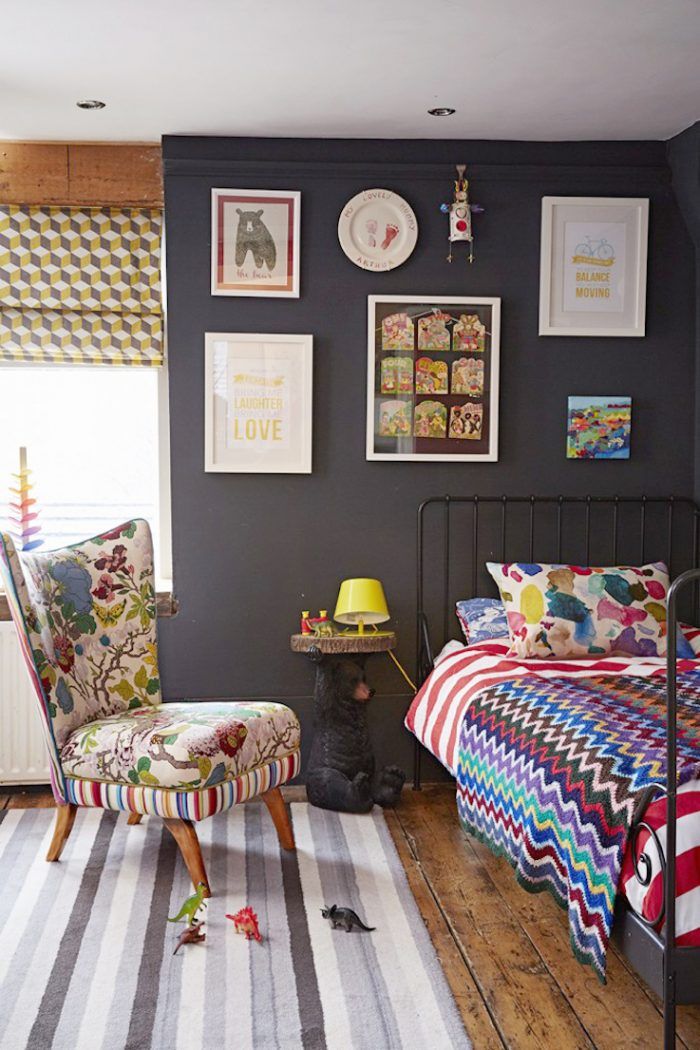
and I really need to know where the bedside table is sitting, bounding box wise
[290,632,396,657]
[290,631,404,812]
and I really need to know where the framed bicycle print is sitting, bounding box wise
[204,332,313,473]
[366,295,500,462]
[539,196,649,337]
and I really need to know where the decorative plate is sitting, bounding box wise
[337,189,418,271]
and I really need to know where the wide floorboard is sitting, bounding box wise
[4,783,700,1049]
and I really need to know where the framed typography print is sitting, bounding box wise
[366,295,500,462]
[539,196,648,337]
[204,333,312,473]
[211,188,301,297]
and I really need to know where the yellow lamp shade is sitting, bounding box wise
[334,578,390,630]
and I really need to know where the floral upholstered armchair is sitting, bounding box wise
[0,520,300,893]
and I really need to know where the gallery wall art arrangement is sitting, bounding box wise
[161,134,694,775]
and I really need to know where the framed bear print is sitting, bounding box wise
[366,295,500,462]
[211,188,301,297]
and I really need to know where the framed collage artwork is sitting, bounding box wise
[204,332,313,473]
[539,196,648,337]
[366,295,500,462]
[211,188,301,298]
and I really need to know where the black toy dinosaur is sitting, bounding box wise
[321,905,375,932]
[305,653,406,813]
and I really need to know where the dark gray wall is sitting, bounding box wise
[668,121,700,501]
[160,136,696,781]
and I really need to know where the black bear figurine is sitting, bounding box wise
[305,652,406,813]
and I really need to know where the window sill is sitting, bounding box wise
[0,591,179,622]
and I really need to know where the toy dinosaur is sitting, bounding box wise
[321,904,376,932]
[168,881,208,926]
[173,920,206,955]
[311,619,335,637]
[226,906,262,943]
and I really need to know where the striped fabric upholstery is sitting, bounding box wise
[65,752,301,820]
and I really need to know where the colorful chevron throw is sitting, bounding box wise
[456,671,700,979]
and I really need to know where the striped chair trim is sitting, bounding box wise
[64,750,300,819]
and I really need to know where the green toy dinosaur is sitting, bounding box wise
[168,882,208,926]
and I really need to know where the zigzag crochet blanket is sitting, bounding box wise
[456,672,700,979]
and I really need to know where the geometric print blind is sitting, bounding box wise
[0,207,163,366]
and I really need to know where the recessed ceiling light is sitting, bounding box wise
[76,99,106,110]
[428,107,456,117]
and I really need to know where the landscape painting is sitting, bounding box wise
[566,396,632,459]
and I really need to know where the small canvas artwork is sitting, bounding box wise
[418,313,451,351]
[414,400,447,438]
[382,313,414,351]
[452,357,484,396]
[380,356,413,394]
[566,396,632,459]
[379,400,411,437]
[450,402,483,440]
[453,314,486,352]
[415,357,448,395]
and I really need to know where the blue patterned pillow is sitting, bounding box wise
[456,598,509,644]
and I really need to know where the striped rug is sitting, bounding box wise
[0,803,470,1050]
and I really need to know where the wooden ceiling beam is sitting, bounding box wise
[0,142,163,207]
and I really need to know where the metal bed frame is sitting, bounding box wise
[413,494,700,1048]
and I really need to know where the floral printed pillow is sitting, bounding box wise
[486,561,679,659]
[456,598,509,645]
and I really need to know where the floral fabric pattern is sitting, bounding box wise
[487,560,676,660]
[1,520,160,749]
[60,701,301,789]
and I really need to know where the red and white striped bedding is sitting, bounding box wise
[406,635,700,946]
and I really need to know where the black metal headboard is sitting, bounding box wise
[416,495,700,689]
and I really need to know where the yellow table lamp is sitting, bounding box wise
[334,578,390,636]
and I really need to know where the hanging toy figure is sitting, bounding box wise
[440,165,484,263]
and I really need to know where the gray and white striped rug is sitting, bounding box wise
[0,802,470,1050]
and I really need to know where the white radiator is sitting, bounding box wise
[0,621,50,784]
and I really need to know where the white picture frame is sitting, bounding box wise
[366,295,500,462]
[211,188,301,298]
[204,333,313,473]
[539,196,649,337]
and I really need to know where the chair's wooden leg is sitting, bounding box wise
[261,787,296,851]
[163,818,211,897]
[127,813,142,826]
[46,804,77,862]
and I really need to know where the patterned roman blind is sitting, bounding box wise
[0,207,163,365]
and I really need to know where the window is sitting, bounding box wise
[0,365,171,584]
[0,205,171,586]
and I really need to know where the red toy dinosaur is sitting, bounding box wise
[226,906,262,943]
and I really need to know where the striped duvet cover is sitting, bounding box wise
[405,638,700,976]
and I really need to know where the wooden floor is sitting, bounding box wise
[4,783,700,1049]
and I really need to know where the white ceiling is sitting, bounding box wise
[2,0,699,142]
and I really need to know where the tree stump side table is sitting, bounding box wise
[290,632,406,812]
[290,632,396,657]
